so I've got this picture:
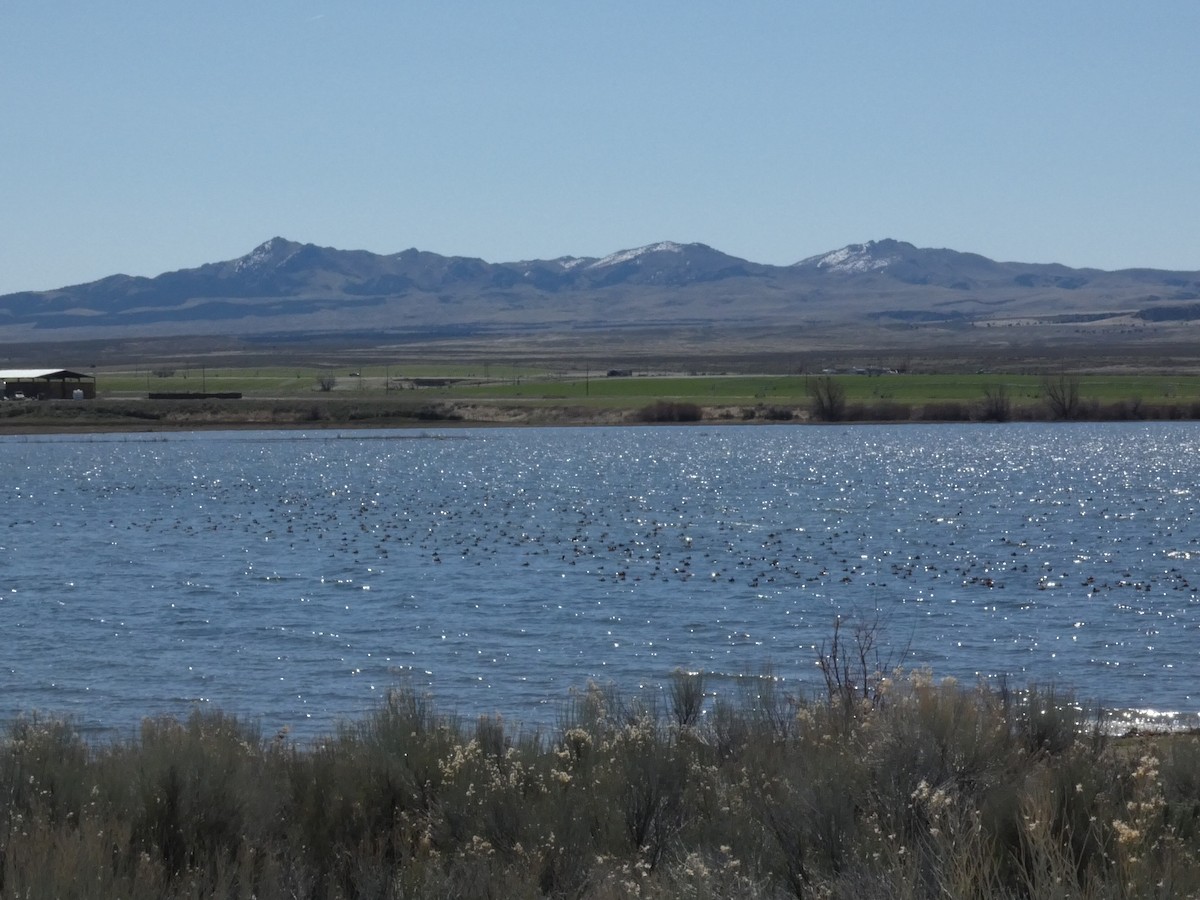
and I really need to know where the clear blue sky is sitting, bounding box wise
[2,2,1197,295]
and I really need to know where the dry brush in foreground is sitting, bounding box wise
[0,670,1198,898]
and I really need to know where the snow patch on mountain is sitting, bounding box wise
[799,241,897,274]
[587,241,686,270]
[553,256,593,271]
[234,238,297,273]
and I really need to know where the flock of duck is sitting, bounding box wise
[5,427,1198,733]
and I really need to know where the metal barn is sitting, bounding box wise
[0,369,96,400]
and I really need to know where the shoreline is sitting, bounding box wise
[3,399,1200,436]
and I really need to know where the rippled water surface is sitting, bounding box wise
[2,423,1198,738]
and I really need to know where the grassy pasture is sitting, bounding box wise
[101,367,322,397]
[436,373,1200,412]
[94,365,1200,407]
[5,369,1197,431]
[98,364,556,398]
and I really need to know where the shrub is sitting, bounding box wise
[1041,374,1083,420]
[918,401,971,422]
[411,404,462,421]
[850,401,913,422]
[760,406,794,421]
[979,383,1012,422]
[808,376,846,422]
[668,669,706,728]
[634,400,703,422]
[1,659,1199,896]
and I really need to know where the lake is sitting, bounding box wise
[2,423,1197,739]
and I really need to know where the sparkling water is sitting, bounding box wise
[2,423,1197,739]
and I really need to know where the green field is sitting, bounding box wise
[439,373,1200,407]
[97,364,550,398]
[4,368,1197,432]
[95,364,1200,407]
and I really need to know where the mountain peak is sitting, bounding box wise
[233,237,302,273]
[586,241,690,270]
[795,239,912,274]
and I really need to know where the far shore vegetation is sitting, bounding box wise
[7,367,1200,431]
[2,633,1197,898]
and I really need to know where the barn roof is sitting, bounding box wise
[0,369,93,380]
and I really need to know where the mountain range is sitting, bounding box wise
[3,238,1199,348]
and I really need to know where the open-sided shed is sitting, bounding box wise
[0,369,96,400]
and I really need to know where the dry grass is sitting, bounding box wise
[1,667,1198,898]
